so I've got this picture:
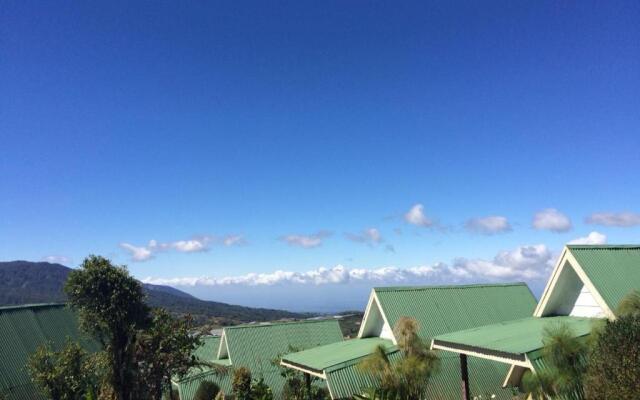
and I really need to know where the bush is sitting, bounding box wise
[194,381,220,400]
[232,367,252,400]
[585,314,640,399]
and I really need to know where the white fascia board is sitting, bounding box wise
[373,291,397,345]
[431,342,529,368]
[279,360,327,379]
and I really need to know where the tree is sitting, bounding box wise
[27,340,98,400]
[134,309,202,399]
[64,255,150,400]
[194,381,220,400]
[232,367,252,400]
[358,317,440,400]
[521,322,589,399]
[584,291,640,399]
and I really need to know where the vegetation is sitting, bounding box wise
[358,317,440,400]
[194,381,220,400]
[273,346,329,400]
[24,255,203,400]
[232,367,253,400]
[583,291,640,399]
[27,340,99,400]
[522,323,589,399]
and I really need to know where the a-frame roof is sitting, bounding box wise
[370,283,537,341]
[283,283,537,399]
[535,245,640,319]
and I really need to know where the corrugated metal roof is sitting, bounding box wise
[177,320,343,400]
[373,283,537,400]
[568,245,640,312]
[433,316,595,357]
[0,303,99,400]
[223,319,343,399]
[325,351,402,399]
[282,337,397,373]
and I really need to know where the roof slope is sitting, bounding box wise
[433,316,596,362]
[282,337,397,374]
[568,245,640,312]
[223,320,343,397]
[374,283,537,400]
[0,304,99,400]
[374,283,537,339]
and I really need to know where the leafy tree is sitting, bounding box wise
[358,317,440,400]
[521,323,589,399]
[134,309,202,399]
[194,381,220,400]
[232,367,252,400]
[27,340,98,400]
[64,255,150,400]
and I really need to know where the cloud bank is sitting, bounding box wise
[143,243,554,288]
[345,228,384,246]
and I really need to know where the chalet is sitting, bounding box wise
[281,283,537,399]
[172,319,343,399]
[0,303,99,400]
[431,245,640,399]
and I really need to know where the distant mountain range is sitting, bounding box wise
[0,261,311,324]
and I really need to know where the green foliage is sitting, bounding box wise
[27,340,98,400]
[64,255,149,400]
[250,378,273,400]
[616,289,640,317]
[358,317,439,400]
[134,309,202,399]
[194,381,220,400]
[232,367,252,400]
[584,314,640,399]
[522,322,589,399]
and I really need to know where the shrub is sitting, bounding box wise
[585,314,640,399]
[232,367,252,400]
[194,381,220,400]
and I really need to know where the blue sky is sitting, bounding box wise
[1,1,639,311]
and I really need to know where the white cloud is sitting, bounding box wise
[465,216,512,235]
[120,234,242,262]
[280,231,332,249]
[404,204,433,227]
[568,231,607,245]
[120,243,155,262]
[143,243,554,287]
[223,235,247,247]
[346,228,383,245]
[532,208,572,232]
[586,212,640,227]
[42,255,72,265]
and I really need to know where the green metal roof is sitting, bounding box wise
[223,319,343,398]
[433,316,596,361]
[0,303,100,400]
[373,283,537,400]
[568,245,640,312]
[192,335,221,363]
[282,337,397,374]
[374,283,537,340]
